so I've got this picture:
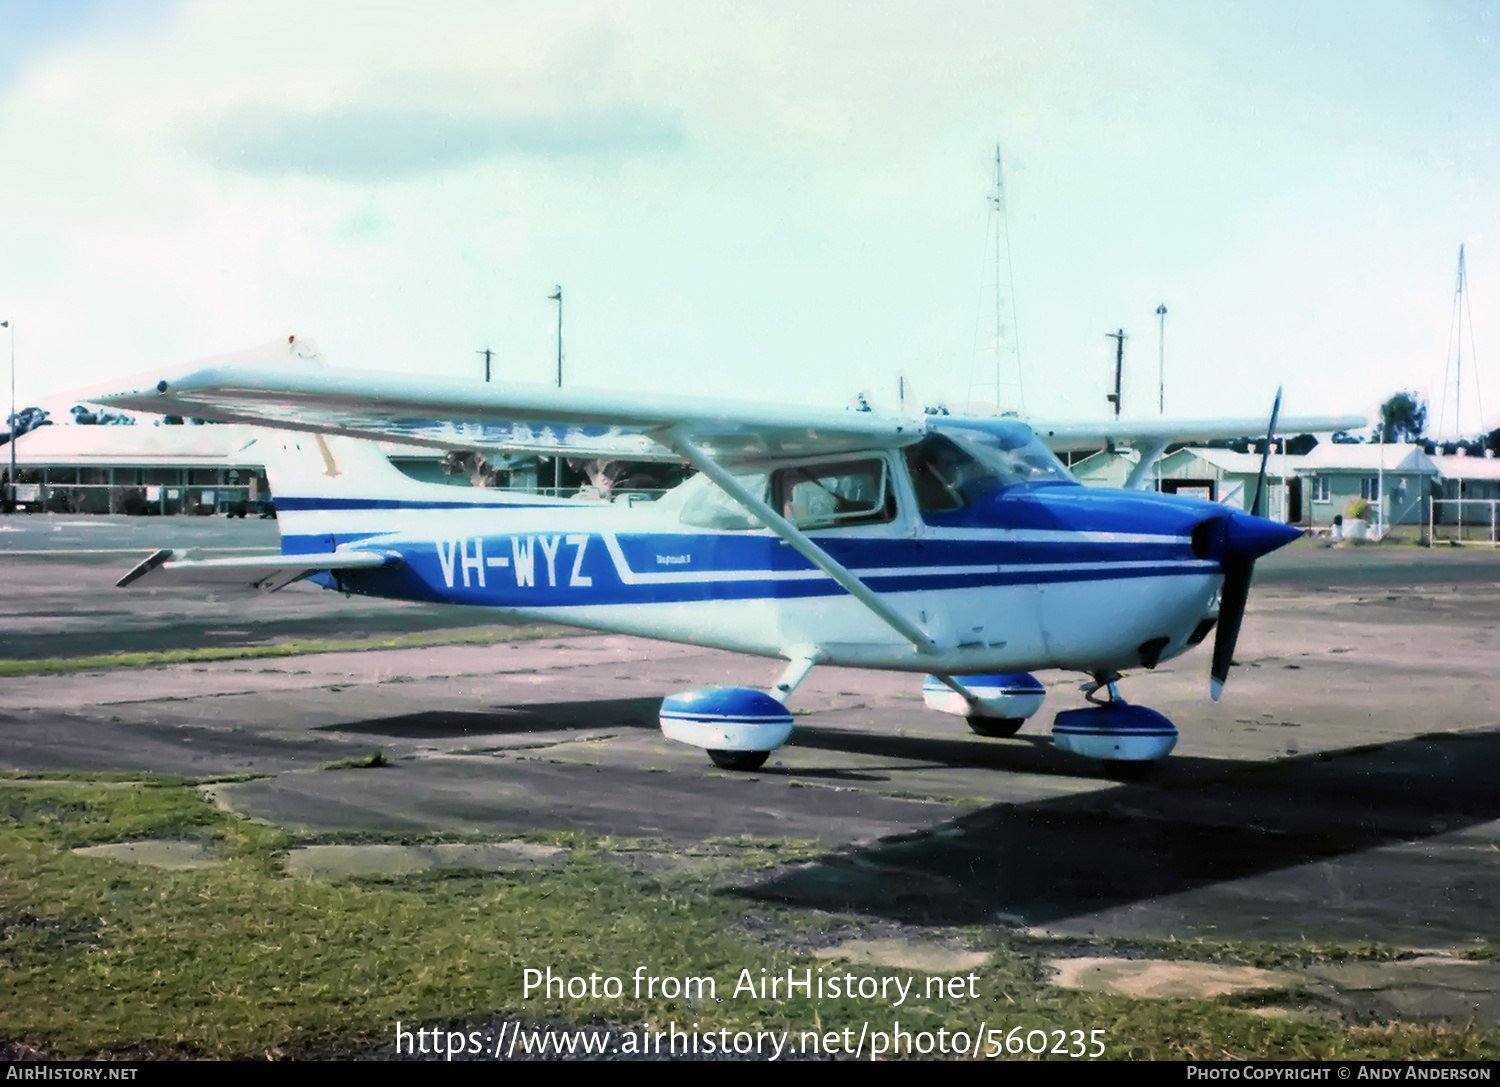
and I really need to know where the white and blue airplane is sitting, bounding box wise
[99,339,1362,777]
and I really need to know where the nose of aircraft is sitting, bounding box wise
[1224,510,1303,562]
[1192,510,1302,565]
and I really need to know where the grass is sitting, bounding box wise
[0,776,1496,1059]
[0,625,576,677]
[319,752,390,771]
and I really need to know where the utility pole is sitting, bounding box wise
[1105,328,1125,419]
[1155,305,1167,414]
[476,347,494,383]
[548,286,563,494]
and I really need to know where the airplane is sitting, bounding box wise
[96,338,1363,777]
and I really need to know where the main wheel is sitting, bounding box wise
[966,716,1025,738]
[707,750,770,771]
[1102,759,1155,781]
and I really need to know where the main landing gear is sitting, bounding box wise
[657,657,815,771]
[1051,672,1179,779]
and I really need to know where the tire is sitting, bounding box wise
[966,716,1025,738]
[1102,759,1155,781]
[707,749,770,772]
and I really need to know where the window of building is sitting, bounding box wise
[1360,476,1382,501]
[1311,476,1330,502]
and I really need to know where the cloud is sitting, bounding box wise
[197,104,686,181]
[0,0,174,89]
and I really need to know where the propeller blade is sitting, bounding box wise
[1209,557,1253,701]
[1213,388,1284,700]
[1249,386,1282,519]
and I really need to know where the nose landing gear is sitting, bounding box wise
[1052,671,1178,779]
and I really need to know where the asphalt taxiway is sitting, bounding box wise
[4,514,1500,1024]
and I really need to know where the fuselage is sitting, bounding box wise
[270,423,1298,677]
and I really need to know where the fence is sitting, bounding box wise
[1428,499,1500,546]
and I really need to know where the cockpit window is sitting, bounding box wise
[904,434,979,513]
[672,458,896,532]
[772,458,893,530]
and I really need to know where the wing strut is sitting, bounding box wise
[1122,439,1171,490]
[665,426,942,658]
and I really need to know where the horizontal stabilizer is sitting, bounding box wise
[117,548,398,593]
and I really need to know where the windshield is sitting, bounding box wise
[938,422,1076,488]
[904,422,1075,513]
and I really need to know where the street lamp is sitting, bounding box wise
[548,286,563,493]
[2,321,11,512]
[547,286,562,388]
[1155,304,1167,415]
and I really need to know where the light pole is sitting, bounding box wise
[2,320,11,512]
[1155,304,1167,415]
[548,286,563,493]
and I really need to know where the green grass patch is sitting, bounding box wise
[0,625,576,677]
[319,752,390,771]
[1,778,1496,1059]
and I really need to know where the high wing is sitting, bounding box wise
[1028,415,1368,453]
[91,343,1364,470]
[90,342,923,466]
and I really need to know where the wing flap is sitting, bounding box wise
[117,549,398,593]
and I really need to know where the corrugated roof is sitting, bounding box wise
[1163,447,1309,474]
[1429,454,1500,480]
[1298,443,1435,472]
[10,423,262,465]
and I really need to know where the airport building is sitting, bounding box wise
[0,424,506,514]
[3,424,268,514]
[1071,442,1452,529]
[1296,443,1437,527]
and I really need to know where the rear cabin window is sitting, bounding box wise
[677,471,769,531]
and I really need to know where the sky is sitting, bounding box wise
[0,0,1497,436]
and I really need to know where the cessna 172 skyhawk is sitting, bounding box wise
[99,339,1362,776]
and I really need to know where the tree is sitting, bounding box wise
[1377,391,1426,443]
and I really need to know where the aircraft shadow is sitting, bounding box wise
[318,697,663,739]
[741,727,1500,926]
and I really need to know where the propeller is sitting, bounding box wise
[1209,387,1282,701]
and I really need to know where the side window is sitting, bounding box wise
[678,472,769,530]
[903,434,975,513]
[772,458,894,530]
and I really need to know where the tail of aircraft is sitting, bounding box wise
[250,430,567,556]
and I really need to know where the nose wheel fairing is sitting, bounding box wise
[921,673,1046,721]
